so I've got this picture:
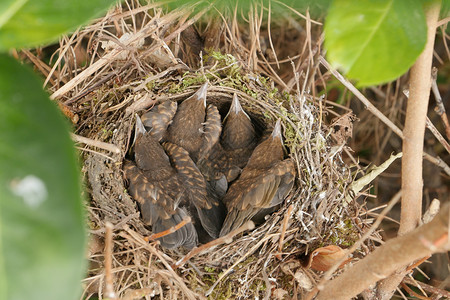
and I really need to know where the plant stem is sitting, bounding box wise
[375,2,442,299]
[399,0,441,235]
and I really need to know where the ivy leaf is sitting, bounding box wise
[0,0,116,50]
[0,54,86,300]
[324,0,427,86]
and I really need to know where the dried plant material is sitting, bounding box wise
[273,288,289,299]
[306,245,351,272]
[345,152,403,204]
[294,269,313,291]
[330,112,357,145]
[101,32,145,60]
[422,198,440,224]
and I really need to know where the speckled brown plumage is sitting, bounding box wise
[124,115,221,248]
[199,93,257,183]
[141,100,177,141]
[219,119,295,236]
[165,82,221,163]
[124,130,198,249]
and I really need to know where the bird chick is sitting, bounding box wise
[165,82,222,163]
[124,115,213,248]
[141,100,177,141]
[200,93,257,183]
[219,119,295,236]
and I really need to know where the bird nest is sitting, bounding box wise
[38,1,374,299]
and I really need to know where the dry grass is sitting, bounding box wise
[21,1,387,299]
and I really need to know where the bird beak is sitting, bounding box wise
[272,119,282,139]
[134,113,147,138]
[231,93,242,114]
[194,82,208,107]
[224,93,250,121]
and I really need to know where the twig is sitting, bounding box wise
[144,216,192,242]
[403,277,450,299]
[174,221,255,269]
[75,146,115,162]
[431,67,450,140]
[104,222,117,299]
[277,205,294,259]
[426,117,450,154]
[71,133,121,154]
[400,282,430,300]
[89,213,140,235]
[423,153,450,176]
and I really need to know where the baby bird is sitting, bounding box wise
[219,119,295,236]
[200,93,257,183]
[141,100,178,141]
[124,115,212,248]
[165,82,222,163]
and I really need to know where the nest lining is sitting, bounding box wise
[35,2,376,298]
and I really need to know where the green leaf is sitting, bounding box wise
[0,0,116,51]
[0,54,86,300]
[324,0,427,86]
[166,0,331,20]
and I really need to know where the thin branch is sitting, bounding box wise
[426,117,450,154]
[104,222,117,299]
[399,0,440,234]
[71,133,121,154]
[431,67,450,140]
[403,277,450,299]
[277,204,293,259]
[144,216,191,242]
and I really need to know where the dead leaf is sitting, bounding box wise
[307,245,351,272]
[330,112,357,145]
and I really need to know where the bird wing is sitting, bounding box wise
[141,100,177,141]
[224,159,296,211]
[123,160,177,223]
[164,141,227,239]
[152,207,198,249]
[219,159,295,236]
[162,142,209,209]
[199,104,222,160]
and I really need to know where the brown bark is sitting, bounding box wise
[315,202,449,300]
[399,0,441,235]
[374,3,442,299]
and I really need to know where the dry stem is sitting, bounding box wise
[400,1,441,234]
[71,133,121,154]
[104,222,117,299]
[431,67,450,140]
